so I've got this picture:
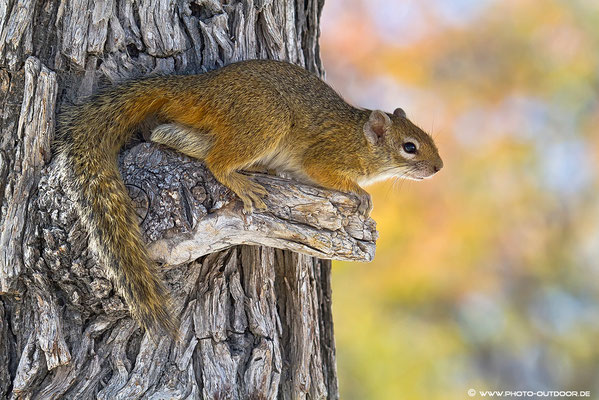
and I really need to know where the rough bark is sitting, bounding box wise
[0,0,375,398]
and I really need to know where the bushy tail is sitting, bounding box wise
[56,81,178,338]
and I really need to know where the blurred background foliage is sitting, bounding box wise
[320,0,599,398]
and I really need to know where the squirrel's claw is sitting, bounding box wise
[356,191,373,215]
[237,178,268,213]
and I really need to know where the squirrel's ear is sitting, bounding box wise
[364,110,391,145]
[393,108,406,118]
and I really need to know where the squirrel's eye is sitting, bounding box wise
[403,142,417,154]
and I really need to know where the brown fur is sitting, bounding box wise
[55,60,442,337]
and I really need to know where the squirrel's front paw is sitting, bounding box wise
[356,191,372,215]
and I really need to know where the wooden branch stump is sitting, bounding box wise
[118,144,377,265]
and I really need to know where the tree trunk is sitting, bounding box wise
[0,1,376,399]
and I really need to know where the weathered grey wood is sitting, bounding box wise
[0,57,57,294]
[117,144,376,265]
[0,0,363,399]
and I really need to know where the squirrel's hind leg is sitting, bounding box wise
[150,123,213,159]
[151,123,268,211]
[202,133,281,212]
[214,170,268,212]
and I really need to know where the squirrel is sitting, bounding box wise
[55,59,443,338]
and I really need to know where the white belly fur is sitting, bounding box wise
[358,171,398,186]
[255,151,311,183]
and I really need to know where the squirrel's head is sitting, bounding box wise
[363,108,443,181]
